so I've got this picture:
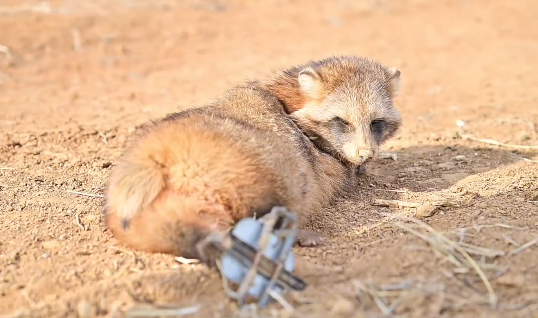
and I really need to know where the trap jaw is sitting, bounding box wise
[196,206,306,309]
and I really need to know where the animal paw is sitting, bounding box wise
[296,230,326,247]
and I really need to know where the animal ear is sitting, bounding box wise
[387,67,401,96]
[298,67,323,100]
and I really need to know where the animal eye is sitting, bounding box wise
[331,117,352,128]
[370,119,387,134]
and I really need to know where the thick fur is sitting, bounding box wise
[263,56,402,166]
[104,56,402,260]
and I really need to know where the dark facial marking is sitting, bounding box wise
[330,117,354,132]
[370,119,387,143]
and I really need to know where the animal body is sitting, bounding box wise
[103,56,403,261]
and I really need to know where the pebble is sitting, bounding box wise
[453,155,467,162]
[77,300,97,318]
[416,204,437,218]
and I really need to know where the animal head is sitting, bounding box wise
[289,56,402,166]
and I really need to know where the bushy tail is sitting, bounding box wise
[103,153,232,259]
[105,157,166,225]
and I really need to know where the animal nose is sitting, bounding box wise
[357,149,373,163]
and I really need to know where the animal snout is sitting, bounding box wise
[357,149,374,163]
[342,142,375,165]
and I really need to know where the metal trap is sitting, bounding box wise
[196,206,306,309]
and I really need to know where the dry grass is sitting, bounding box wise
[354,279,445,316]
[390,217,496,308]
[383,214,502,308]
[67,190,105,198]
[348,211,538,316]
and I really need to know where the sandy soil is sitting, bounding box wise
[1,0,538,317]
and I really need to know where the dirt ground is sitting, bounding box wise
[1,0,538,317]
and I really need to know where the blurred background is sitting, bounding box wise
[2,0,537,142]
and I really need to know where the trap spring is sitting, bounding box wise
[196,206,306,308]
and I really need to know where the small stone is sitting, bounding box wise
[379,152,397,161]
[77,300,97,318]
[330,296,355,316]
[416,204,437,218]
[42,240,61,249]
[453,155,467,162]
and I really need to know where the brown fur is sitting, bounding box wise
[103,55,402,260]
[262,56,402,166]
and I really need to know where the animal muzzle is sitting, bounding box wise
[356,149,374,164]
[343,142,376,165]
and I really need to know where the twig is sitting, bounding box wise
[354,280,393,315]
[373,199,454,209]
[75,212,85,230]
[1,167,15,170]
[267,288,295,312]
[108,246,136,258]
[0,44,12,61]
[357,237,393,248]
[509,237,538,256]
[67,190,105,198]
[71,29,82,52]
[458,133,538,150]
[471,223,528,233]
[375,188,407,193]
[125,305,200,317]
[373,199,421,208]
[501,234,520,247]
[458,242,505,258]
[98,131,108,144]
[509,153,538,163]
[175,257,200,265]
[22,290,40,308]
